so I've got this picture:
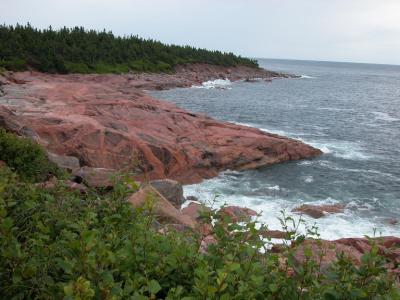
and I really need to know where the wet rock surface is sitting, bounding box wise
[292,203,345,218]
[218,205,258,222]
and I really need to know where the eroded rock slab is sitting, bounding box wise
[292,203,345,218]
[0,70,321,185]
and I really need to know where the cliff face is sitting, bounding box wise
[0,68,321,184]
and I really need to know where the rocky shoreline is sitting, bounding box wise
[1,64,398,282]
[128,178,400,278]
[0,64,319,186]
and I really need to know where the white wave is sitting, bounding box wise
[318,107,355,112]
[183,182,400,240]
[297,160,313,166]
[192,78,232,90]
[347,200,375,211]
[319,145,332,154]
[234,122,372,161]
[234,122,301,138]
[299,74,316,79]
[305,140,372,160]
[268,185,280,191]
[304,176,314,183]
[308,161,398,183]
[371,111,400,122]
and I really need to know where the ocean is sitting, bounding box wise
[150,58,400,239]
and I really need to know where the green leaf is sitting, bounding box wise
[229,262,241,271]
[268,283,278,293]
[148,279,161,295]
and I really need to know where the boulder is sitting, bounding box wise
[181,202,211,221]
[63,181,88,193]
[218,206,258,222]
[150,179,184,208]
[74,166,115,188]
[385,218,399,225]
[199,235,217,254]
[292,203,345,219]
[182,202,213,236]
[48,152,80,172]
[36,177,87,193]
[186,195,199,202]
[127,186,197,229]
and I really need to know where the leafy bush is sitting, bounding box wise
[0,163,398,299]
[64,62,92,74]
[0,58,27,71]
[0,129,60,182]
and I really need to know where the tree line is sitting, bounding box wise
[0,24,258,74]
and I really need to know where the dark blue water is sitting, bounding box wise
[151,59,400,239]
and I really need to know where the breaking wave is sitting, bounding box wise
[299,74,316,79]
[192,78,232,89]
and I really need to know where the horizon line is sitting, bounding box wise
[256,57,400,67]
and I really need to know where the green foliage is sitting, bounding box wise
[0,163,398,299]
[0,23,258,74]
[0,128,60,182]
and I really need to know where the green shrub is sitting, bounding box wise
[0,164,398,299]
[93,63,130,74]
[0,58,27,71]
[64,62,92,74]
[0,129,60,182]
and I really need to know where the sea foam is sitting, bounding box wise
[192,78,232,89]
[371,111,400,122]
[183,181,400,240]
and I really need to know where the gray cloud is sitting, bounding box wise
[1,0,399,64]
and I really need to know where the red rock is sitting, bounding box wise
[35,176,87,193]
[36,176,58,189]
[182,202,213,236]
[181,202,211,221]
[149,179,184,208]
[74,166,115,188]
[47,152,80,172]
[63,181,87,193]
[127,185,197,229]
[292,203,345,219]
[292,236,400,273]
[218,205,258,222]
[0,70,321,186]
[199,235,217,253]
[385,218,399,225]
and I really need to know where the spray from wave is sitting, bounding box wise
[192,78,232,89]
[299,74,316,79]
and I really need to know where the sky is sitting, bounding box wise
[1,0,400,65]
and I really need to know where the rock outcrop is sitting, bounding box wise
[292,203,345,218]
[149,179,184,208]
[127,186,400,273]
[0,69,321,185]
[291,237,400,276]
[127,185,197,229]
[218,206,258,222]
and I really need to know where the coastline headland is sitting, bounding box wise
[0,64,320,186]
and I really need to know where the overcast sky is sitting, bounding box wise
[2,0,400,65]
